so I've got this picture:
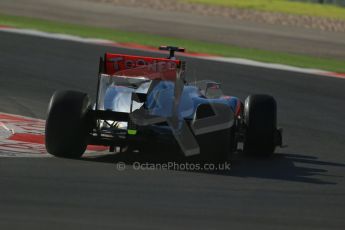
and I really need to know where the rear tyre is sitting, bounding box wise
[243,94,277,156]
[45,90,90,158]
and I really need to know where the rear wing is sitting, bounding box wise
[100,53,182,81]
[96,52,186,112]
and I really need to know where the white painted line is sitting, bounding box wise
[0,122,14,139]
[0,26,344,79]
[203,56,333,76]
[0,27,113,44]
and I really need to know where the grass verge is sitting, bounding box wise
[0,14,344,72]
[183,0,345,20]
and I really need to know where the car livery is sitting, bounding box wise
[45,46,283,163]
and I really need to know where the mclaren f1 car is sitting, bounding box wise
[45,46,283,163]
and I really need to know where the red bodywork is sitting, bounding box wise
[104,53,181,81]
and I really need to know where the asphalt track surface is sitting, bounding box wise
[1,31,345,230]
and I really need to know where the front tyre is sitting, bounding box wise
[45,90,90,158]
[243,94,277,156]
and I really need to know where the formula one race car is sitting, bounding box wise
[45,46,283,163]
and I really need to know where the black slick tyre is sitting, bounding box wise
[45,90,90,158]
